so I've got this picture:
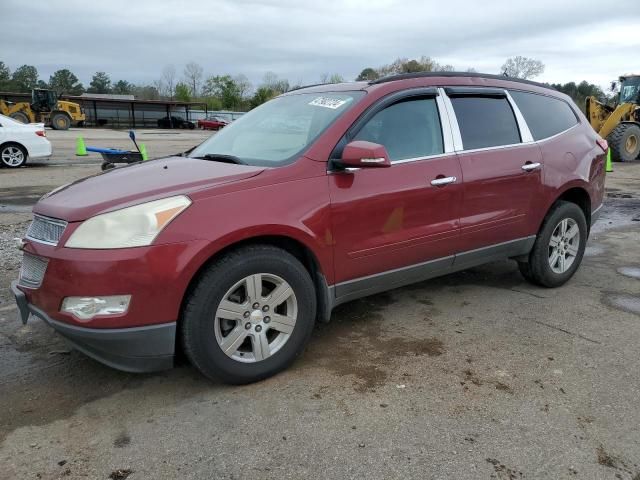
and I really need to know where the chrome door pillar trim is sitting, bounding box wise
[505,90,534,143]
[435,93,455,154]
[438,87,463,151]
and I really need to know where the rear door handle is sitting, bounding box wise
[430,176,457,186]
[521,162,542,172]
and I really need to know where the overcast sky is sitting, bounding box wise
[3,0,639,90]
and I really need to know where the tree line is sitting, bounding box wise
[0,57,612,113]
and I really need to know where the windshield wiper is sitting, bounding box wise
[191,153,246,165]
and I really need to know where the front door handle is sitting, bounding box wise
[521,162,542,172]
[430,176,457,186]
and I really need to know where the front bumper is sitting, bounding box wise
[12,281,175,372]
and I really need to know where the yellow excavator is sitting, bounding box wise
[0,89,85,130]
[586,74,640,162]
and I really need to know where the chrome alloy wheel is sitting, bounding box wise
[1,146,25,167]
[214,273,298,363]
[548,218,580,274]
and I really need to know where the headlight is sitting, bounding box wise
[65,195,191,249]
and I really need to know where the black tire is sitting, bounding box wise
[607,123,640,162]
[51,112,71,131]
[9,112,30,124]
[188,123,195,130]
[0,143,28,168]
[518,201,587,288]
[181,245,317,384]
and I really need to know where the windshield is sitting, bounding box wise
[189,91,364,166]
[620,77,640,103]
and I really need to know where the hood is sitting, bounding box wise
[34,156,264,222]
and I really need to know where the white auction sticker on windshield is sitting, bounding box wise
[308,97,349,109]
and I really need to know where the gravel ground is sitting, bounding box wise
[1,130,639,479]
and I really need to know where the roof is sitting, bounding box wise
[369,71,556,91]
[79,93,135,100]
[286,72,557,96]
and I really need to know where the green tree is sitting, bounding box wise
[250,86,276,108]
[11,65,39,92]
[0,62,12,90]
[48,69,84,95]
[175,82,191,102]
[112,80,133,95]
[203,75,243,109]
[501,56,545,79]
[87,71,112,93]
[356,68,379,81]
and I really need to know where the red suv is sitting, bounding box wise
[12,73,607,384]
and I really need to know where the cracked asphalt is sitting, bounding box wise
[1,128,639,480]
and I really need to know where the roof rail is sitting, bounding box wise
[369,71,555,91]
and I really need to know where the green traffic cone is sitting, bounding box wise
[75,137,88,156]
[139,143,148,161]
[605,147,613,173]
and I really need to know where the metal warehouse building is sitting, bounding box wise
[0,91,244,128]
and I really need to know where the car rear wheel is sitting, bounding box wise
[181,245,316,384]
[1,143,28,168]
[518,201,587,287]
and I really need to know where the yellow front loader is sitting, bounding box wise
[586,74,640,162]
[0,89,85,130]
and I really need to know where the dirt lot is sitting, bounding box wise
[1,128,639,479]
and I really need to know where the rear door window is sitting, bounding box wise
[352,97,444,161]
[450,96,521,150]
[509,90,578,140]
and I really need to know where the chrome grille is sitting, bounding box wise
[26,215,67,246]
[18,253,48,289]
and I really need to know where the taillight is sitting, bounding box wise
[596,138,608,152]
[35,130,46,137]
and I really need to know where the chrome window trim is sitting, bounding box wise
[533,123,581,145]
[25,214,68,246]
[442,87,536,153]
[505,90,534,143]
[329,151,455,173]
[328,91,453,172]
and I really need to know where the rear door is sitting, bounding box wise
[442,88,543,261]
[328,90,463,299]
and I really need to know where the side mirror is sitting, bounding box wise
[338,140,391,169]
[128,130,136,142]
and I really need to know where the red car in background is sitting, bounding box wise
[198,116,229,130]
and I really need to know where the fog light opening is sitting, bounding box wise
[61,295,131,320]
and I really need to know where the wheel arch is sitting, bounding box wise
[178,233,332,344]
[0,141,29,160]
[551,185,592,230]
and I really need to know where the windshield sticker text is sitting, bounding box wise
[308,97,349,109]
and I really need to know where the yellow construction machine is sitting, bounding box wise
[586,74,640,162]
[0,89,85,130]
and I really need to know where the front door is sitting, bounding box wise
[328,94,463,300]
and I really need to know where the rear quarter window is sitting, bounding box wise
[509,90,578,141]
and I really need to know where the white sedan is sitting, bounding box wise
[0,114,52,168]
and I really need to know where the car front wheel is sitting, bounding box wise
[518,201,587,287]
[181,245,316,384]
